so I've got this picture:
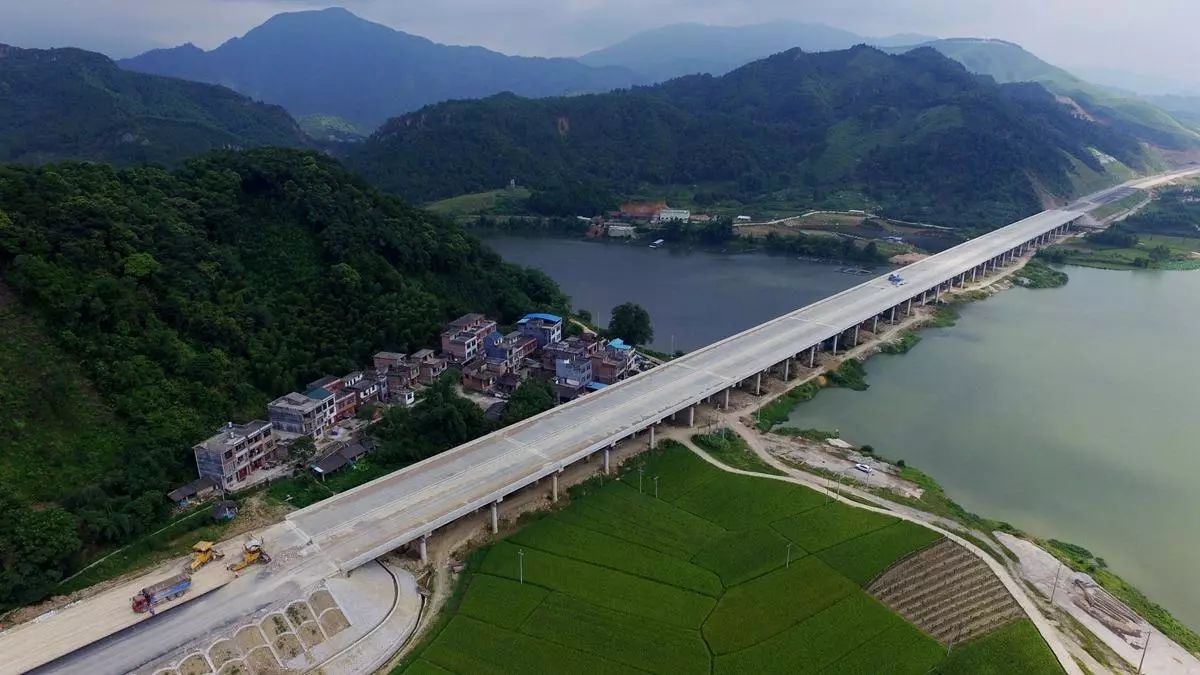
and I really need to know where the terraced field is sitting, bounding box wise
[398,442,1063,674]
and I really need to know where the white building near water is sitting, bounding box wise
[657,208,690,223]
[606,223,637,238]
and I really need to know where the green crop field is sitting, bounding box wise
[396,442,1063,674]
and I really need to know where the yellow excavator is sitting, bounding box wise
[226,536,272,572]
[186,541,224,573]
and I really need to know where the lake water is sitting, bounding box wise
[784,265,1200,629]
[485,233,1200,630]
[482,235,869,351]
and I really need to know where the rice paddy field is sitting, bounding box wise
[397,441,1063,674]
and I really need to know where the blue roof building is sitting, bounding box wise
[518,312,564,348]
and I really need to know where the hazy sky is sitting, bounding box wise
[2,0,1196,93]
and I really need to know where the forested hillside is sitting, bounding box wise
[350,46,1148,228]
[0,44,309,165]
[0,149,566,606]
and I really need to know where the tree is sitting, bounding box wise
[0,491,82,605]
[288,437,318,465]
[501,379,555,425]
[608,302,653,346]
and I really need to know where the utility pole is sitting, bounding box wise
[518,548,525,584]
[653,476,660,499]
[1049,561,1064,604]
[786,542,793,569]
[638,467,644,494]
[1138,628,1151,674]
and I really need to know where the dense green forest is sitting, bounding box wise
[0,148,567,606]
[1120,187,1200,237]
[350,46,1146,228]
[0,43,309,165]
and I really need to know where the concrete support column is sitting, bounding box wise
[552,472,560,502]
[649,424,657,449]
[890,306,897,323]
[935,286,941,301]
[872,316,878,333]
[604,446,611,474]
[490,501,499,534]
[783,358,791,381]
[852,325,860,346]
[419,534,429,563]
[754,372,762,395]
[905,298,912,315]
[831,333,840,356]
[808,346,817,367]
[723,388,730,409]
[687,406,695,428]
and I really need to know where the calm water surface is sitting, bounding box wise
[785,265,1200,628]
[483,235,869,351]
[487,234,1200,629]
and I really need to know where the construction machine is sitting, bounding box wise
[226,536,272,572]
[186,540,224,573]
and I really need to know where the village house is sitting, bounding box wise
[591,338,638,384]
[374,352,421,392]
[553,354,593,402]
[517,313,563,348]
[268,388,335,441]
[440,313,498,364]
[462,359,507,393]
[657,208,691,223]
[412,349,448,385]
[192,420,280,490]
[486,330,539,369]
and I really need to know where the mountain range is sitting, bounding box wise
[578,21,934,82]
[0,43,308,165]
[347,45,1147,228]
[119,7,638,131]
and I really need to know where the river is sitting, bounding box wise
[784,265,1200,629]
[485,233,1200,630]
[483,235,870,351]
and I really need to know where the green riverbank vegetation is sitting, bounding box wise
[1013,259,1069,288]
[691,431,784,475]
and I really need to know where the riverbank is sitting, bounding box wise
[742,257,1200,666]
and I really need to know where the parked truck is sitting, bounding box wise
[131,573,191,613]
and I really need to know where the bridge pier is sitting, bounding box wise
[852,325,860,347]
[831,333,840,356]
[604,446,611,474]
[872,316,879,333]
[490,500,500,534]
[890,306,897,323]
[808,346,817,367]
[754,372,762,395]
[687,405,695,427]
[905,298,912,315]
[783,358,791,381]
[552,471,560,502]
[723,388,730,409]
[419,533,429,563]
[649,424,656,449]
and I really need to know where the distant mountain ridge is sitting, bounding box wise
[119,7,640,130]
[349,45,1147,228]
[900,38,1200,150]
[0,43,308,165]
[579,21,936,81]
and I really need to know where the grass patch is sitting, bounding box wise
[1089,190,1146,221]
[880,331,922,354]
[827,358,868,390]
[702,556,857,654]
[691,430,784,475]
[509,518,722,596]
[770,502,897,553]
[692,526,798,587]
[481,541,716,630]
[816,521,943,586]
[521,593,711,673]
[671,471,824,530]
[932,619,1064,674]
[421,616,637,675]
[425,187,531,217]
[824,621,946,674]
[755,380,821,431]
[1012,259,1068,288]
[1044,233,1200,270]
[459,574,548,629]
[773,426,840,441]
[928,304,959,327]
[715,592,934,673]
